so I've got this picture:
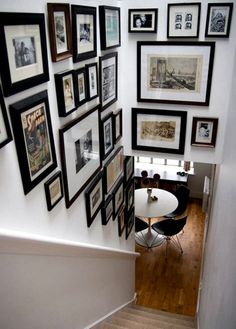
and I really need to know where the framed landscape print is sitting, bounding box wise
[0,12,49,97]
[86,63,98,101]
[59,105,101,208]
[118,205,125,237]
[125,207,135,240]
[71,5,97,62]
[137,41,215,106]
[44,171,63,211]
[205,3,233,38]
[101,194,114,225]
[47,3,72,62]
[74,67,87,107]
[167,3,201,38]
[113,108,122,144]
[191,117,218,148]
[128,8,158,33]
[113,177,124,218]
[132,108,187,155]
[100,112,114,160]
[104,146,123,194]
[0,86,12,149]
[99,6,121,50]
[9,90,57,195]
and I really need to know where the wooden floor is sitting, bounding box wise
[135,198,205,317]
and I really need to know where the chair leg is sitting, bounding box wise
[170,235,183,254]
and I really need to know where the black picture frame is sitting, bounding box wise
[205,3,233,38]
[0,86,12,149]
[100,112,114,160]
[113,177,124,218]
[191,117,219,148]
[73,67,88,108]
[128,8,158,33]
[125,178,135,213]
[118,205,125,237]
[86,62,99,101]
[132,108,187,155]
[124,156,134,186]
[99,5,121,50]
[44,171,64,211]
[113,108,122,144]
[9,90,57,195]
[125,207,135,240]
[101,194,114,225]
[0,12,49,97]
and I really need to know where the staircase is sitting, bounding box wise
[94,304,195,329]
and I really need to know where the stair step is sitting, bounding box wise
[99,323,128,329]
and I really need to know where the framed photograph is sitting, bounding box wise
[125,207,135,240]
[100,112,114,160]
[100,52,118,111]
[44,171,63,211]
[47,3,72,62]
[86,62,99,101]
[113,108,122,144]
[191,117,218,148]
[137,41,215,106]
[113,177,124,218]
[101,194,114,225]
[99,6,121,50]
[9,90,57,195]
[104,146,124,194]
[0,12,49,97]
[0,86,12,149]
[54,70,76,117]
[128,8,158,33]
[71,5,97,62]
[85,170,103,228]
[59,105,101,208]
[74,67,88,107]
[124,156,134,186]
[125,179,134,213]
[205,3,233,38]
[167,3,201,38]
[118,205,125,237]
[132,108,187,155]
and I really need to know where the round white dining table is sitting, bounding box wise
[135,188,178,248]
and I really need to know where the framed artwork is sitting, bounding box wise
[205,3,233,38]
[100,112,114,160]
[118,205,125,237]
[132,108,187,155]
[44,171,63,211]
[99,52,118,111]
[113,108,122,144]
[85,170,104,227]
[125,207,135,240]
[191,117,218,148]
[137,41,215,106]
[74,67,87,107]
[167,3,201,38]
[59,105,101,208]
[99,6,121,50]
[0,12,49,97]
[71,5,97,62]
[86,63,99,101]
[128,8,158,33]
[0,86,12,149]
[47,3,72,62]
[104,146,124,194]
[54,70,76,117]
[101,194,114,225]
[9,90,57,195]
[124,156,134,186]
[125,178,134,213]
[113,177,124,218]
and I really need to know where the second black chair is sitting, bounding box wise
[164,185,190,218]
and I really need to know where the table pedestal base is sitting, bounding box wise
[135,228,164,248]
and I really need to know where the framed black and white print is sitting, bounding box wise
[128,8,158,33]
[44,171,63,211]
[113,108,122,144]
[137,41,215,106]
[0,86,12,149]
[74,67,87,107]
[101,194,114,225]
[0,12,49,97]
[125,207,134,240]
[55,70,76,117]
[100,112,114,160]
[124,156,134,186]
[191,117,218,148]
[118,205,125,237]
[59,105,101,208]
[205,3,233,38]
[132,108,187,155]
[99,6,121,50]
[86,63,99,101]
[71,5,97,62]
[125,178,134,213]
[113,177,124,219]
[9,90,57,195]
[167,3,201,38]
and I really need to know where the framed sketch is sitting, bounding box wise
[101,194,114,225]
[113,108,122,144]
[59,105,101,208]
[124,156,134,186]
[44,171,63,211]
[71,5,97,62]
[137,41,215,106]
[167,3,201,38]
[0,12,49,97]
[100,52,118,111]
[99,6,121,50]
[47,3,72,62]
[54,70,76,117]
[0,86,12,149]
[125,207,135,240]
[118,205,125,237]
[85,170,103,227]
[74,67,87,107]
[104,146,124,194]
[113,177,124,218]
[125,178,134,213]
[132,108,187,155]
[128,8,158,33]
[205,3,233,38]
[191,117,218,148]
[9,90,57,195]
[100,112,114,160]
[86,62,99,101]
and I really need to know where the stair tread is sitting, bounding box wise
[99,323,128,329]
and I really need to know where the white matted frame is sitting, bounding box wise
[191,117,218,148]
[128,8,158,33]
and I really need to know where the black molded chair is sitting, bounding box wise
[164,185,190,218]
[135,217,148,233]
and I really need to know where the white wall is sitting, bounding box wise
[188,162,212,198]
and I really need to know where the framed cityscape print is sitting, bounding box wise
[100,112,114,160]
[205,3,233,38]
[167,3,201,38]
[71,5,97,62]
[44,171,63,211]
[113,108,122,144]
[0,86,12,149]
[128,8,158,33]
[101,194,114,225]
[118,205,125,237]
[113,177,124,218]
[86,63,98,101]
[9,90,57,195]
[132,108,187,155]
[137,41,215,106]
[104,146,123,194]
[47,3,72,62]
[74,67,87,107]
[99,6,121,50]
[59,105,101,208]
[124,156,134,186]
[125,207,134,240]
[191,117,218,148]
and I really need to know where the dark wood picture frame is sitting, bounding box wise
[113,108,122,144]
[103,146,123,194]
[128,8,158,33]
[205,3,233,38]
[124,156,134,186]
[125,207,135,240]
[100,112,114,161]
[99,5,121,50]
[101,194,114,225]
[44,171,64,211]
[0,86,12,149]
[86,62,99,101]
[191,117,218,148]
[125,178,135,213]
[118,205,125,237]
[113,176,124,218]
[73,67,88,108]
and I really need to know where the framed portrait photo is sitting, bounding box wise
[132,108,187,155]
[55,70,76,117]
[113,108,122,144]
[191,117,218,148]
[9,90,57,195]
[125,207,135,240]
[44,171,63,211]
[205,3,233,38]
[47,3,72,62]
[101,194,114,225]
[0,12,49,97]
[118,205,125,237]
[128,8,158,33]
[104,146,124,194]
[100,112,114,160]
[86,62,99,101]
[74,67,88,108]
[167,3,201,38]
[0,86,12,149]
[137,41,215,106]
[99,6,121,50]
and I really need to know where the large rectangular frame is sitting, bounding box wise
[99,6,121,50]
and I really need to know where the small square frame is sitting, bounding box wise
[205,3,233,38]
[128,8,158,33]
[191,117,218,148]
[113,108,122,144]
[99,6,121,50]
[0,86,12,149]
[44,171,64,211]
[100,112,114,160]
